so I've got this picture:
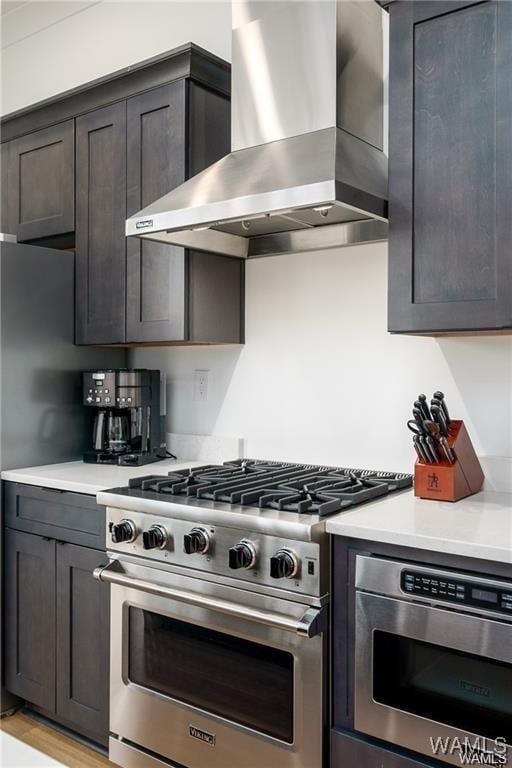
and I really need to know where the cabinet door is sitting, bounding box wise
[75,102,127,344]
[56,543,109,745]
[388,1,512,333]
[2,121,74,242]
[126,82,187,343]
[4,529,56,710]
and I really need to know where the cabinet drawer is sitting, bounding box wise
[4,482,105,549]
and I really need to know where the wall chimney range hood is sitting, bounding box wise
[126,1,388,259]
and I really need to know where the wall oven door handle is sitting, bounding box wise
[94,560,326,638]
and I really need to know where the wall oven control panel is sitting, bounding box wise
[401,570,512,614]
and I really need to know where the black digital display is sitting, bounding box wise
[400,570,512,614]
[471,588,498,604]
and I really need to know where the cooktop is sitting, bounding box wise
[124,459,412,518]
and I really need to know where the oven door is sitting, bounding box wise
[355,565,512,766]
[96,558,326,768]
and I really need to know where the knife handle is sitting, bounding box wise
[433,391,451,426]
[417,394,431,421]
[412,407,426,433]
[431,404,448,436]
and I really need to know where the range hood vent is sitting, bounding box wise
[126,1,388,258]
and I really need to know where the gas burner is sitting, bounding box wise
[227,458,296,474]
[337,468,412,491]
[237,472,399,516]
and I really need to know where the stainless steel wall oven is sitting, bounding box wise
[354,556,512,766]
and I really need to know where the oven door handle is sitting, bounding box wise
[93,560,326,638]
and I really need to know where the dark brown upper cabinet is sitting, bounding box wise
[125,81,240,345]
[388,1,512,334]
[126,83,187,343]
[0,45,242,347]
[75,103,127,345]
[1,121,74,241]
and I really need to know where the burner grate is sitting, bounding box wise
[126,460,412,517]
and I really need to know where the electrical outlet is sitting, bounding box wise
[194,369,209,402]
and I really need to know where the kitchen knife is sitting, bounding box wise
[415,435,430,463]
[426,435,440,463]
[431,403,448,436]
[440,436,456,464]
[414,399,430,423]
[417,394,431,421]
[433,390,451,427]
[419,435,432,463]
[431,396,443,412]
[412,435,424,462]
[412,407,427,433]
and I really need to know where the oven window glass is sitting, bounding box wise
[128,608,294,743]
[373,630,512,742]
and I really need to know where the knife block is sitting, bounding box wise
[414,420,484,502]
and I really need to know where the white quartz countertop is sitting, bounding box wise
[326,489,512,565]
[1,459,206,495]
[4,461,512,564]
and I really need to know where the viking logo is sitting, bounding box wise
[189,725,215,746]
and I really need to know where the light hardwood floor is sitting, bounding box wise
[1,710,115,768]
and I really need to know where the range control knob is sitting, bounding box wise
[110,519,137,544]
[229,540,257,570]
[270,549,299,580]
[183,527,211,555]
[142,525,168,550]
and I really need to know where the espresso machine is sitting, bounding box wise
[83,369,165,465]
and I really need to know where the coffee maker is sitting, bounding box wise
[83,369,165,465]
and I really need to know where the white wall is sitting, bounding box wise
[3,2,511,473]
[132,243,512,473]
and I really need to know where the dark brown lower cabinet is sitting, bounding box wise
[56,542,109,742]
[4,529,109,745]
[5,530,56,711]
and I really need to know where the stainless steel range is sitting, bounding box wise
[95,459,411,768]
